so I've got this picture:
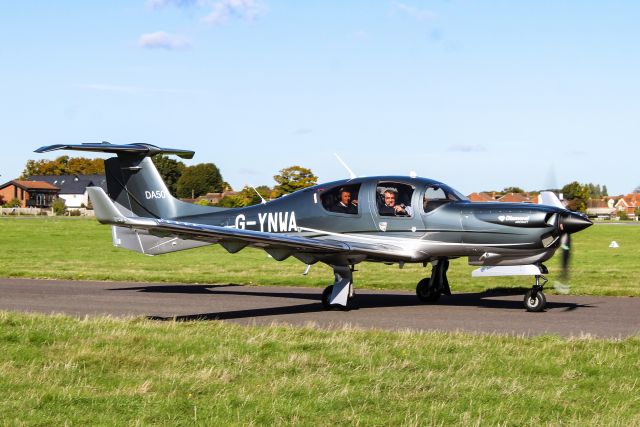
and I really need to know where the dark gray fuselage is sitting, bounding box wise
[174,176,569,266]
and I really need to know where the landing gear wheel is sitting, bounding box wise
[416,278,440,303]
[321,285,351,311]
[322,285,333,309]
[524,289,546,312]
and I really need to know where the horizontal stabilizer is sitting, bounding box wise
[112,226,210,255]
[34,142,194,159]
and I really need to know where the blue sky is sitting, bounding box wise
[1,1,638,195]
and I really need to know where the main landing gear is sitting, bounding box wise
[322,265,355,310]
[416,258,451,304]
[524,274,548,312]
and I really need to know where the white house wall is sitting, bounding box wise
[59,193,89,208]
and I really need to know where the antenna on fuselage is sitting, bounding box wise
[333,153,357,180]
[249,185,267,204]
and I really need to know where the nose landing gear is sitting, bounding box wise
[524,275,548,312]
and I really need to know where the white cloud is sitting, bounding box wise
[78,84,142,94]
[392,1,435,21]
[447,144,487,153]
[138,31,191,50]
[202,0,265,25]
[293,128,313,135]
[354,30,369,40]
[78,83,195,95]
[146,0,199,9]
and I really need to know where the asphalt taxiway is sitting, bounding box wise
[0,278,638,338]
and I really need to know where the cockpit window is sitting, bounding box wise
[423,184,464,213]
[320,184,360,215]
[377,182,415,217]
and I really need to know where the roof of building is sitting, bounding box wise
[467,192,495,202]
[26,174,107,194]
[498,192,533,203]
[587,199,608,209]
[622,193,640,206]
[0,180,60,191]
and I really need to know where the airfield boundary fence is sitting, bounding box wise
[0,207,95,217]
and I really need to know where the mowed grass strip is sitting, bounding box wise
[0,311,638,426]
[1,217,639,296]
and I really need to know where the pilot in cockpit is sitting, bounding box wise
[334,188,358,214]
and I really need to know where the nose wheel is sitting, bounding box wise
[524,275,548,312]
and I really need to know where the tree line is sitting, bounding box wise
[485,182,610,212]
[17,156,638,212]
[18,155,318,207]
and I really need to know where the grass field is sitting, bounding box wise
[1,217,639,296]
[1,311,639,426]
[1,218,639,425]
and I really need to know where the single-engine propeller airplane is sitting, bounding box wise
[35,142,592,312]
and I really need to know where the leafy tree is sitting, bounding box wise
[561,181,590,212]
[3,198,20,208]
[634,185,640,193]
[272,166,317,198]
[194,199,213,206]
[21,156,104,178]
[176,163,224,198]
[585,183,610,198]
[216,185,271,208]
[52,198,67,216]
[502,186,524,194]
[255,185,272,200]
[618,210,628,220]
[66,157,104,174]
[152,155,185,196]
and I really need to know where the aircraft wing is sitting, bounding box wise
[88,187,407,261]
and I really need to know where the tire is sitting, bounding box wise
[524,290,546,312]
[416,278,440,303]
[321,285,334,309]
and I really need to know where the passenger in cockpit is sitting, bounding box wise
[379,189,410,216]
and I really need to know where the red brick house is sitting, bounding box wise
[0,180,59,208]
[614,193,640,218]
[498,192,534,203]
[467,192,495,202]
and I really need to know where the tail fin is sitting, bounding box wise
[538,191,566,209]
[35,142,224,218]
